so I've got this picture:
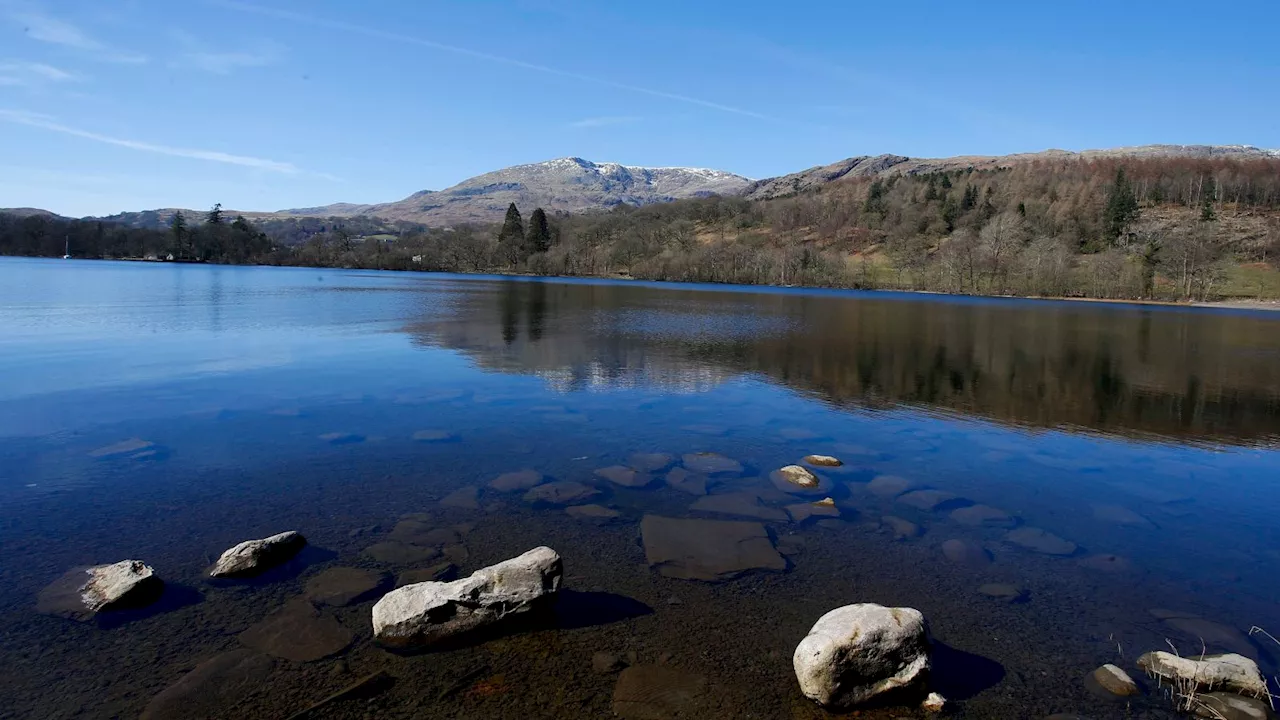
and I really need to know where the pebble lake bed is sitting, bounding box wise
[2,258,1280,719]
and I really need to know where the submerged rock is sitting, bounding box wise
[439,485,481,510]
[1091,503,1156,529]
[566,504,622,524]
[664,468,709,496]
[593,651,628,675]
[867,475,916,499]
[785,499,840,524]
[37,560,163,620]
[595,466,654,488]
[803,454,843,467]
[209,531,306,578]
[395,562,457,587]
[1148,610,1258,659]
[89,438,156,458]
[363,542,441,565]
[373,546,562,647]
[882,516,923,541]
[629,453,675,472]
[304,567,389,607]
[941,539,993,567]
[689,492,788,522]
[793,603,931,709]
[978,583,1027,603]
[1089,663,1139,697]
[1136,651,1268,698]
[1191,692,1273,720]
[1005,527,1077,556]
[411,429,457,442]
[612,665,710,719]
[950,504,1016,528]
[318,432,364,445]
[896,490,965,512]
[681,452,743,475]
[140,649,273,720]
[640,515,786,582]
[488,470,545,492]
[523,481,601,506]
[238,598,353,662]
[1078,554,1136,575]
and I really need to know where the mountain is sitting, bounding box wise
[279,158,753,226]
[742,145,1280,201]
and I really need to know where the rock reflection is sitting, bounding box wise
[405,278,1280,445]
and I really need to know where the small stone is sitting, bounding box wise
[896,489,964,512]
[37,561,164,620]
[628,453,674,472]
[209,532,306,578]
[681,452,743,475]
[803,455,843,467]
[785,501,841,524]
[363,542,441,565]
[978,583,1027,603]
[595,466,654,488]
[867,475,915,499]
[411,429,456,442]
[304,568,388,607]
[523,481,601,505]
[1005,527,1077,556]
[922,692,947,713]
[489,470,545,492]
[1089,663,1139,697]
[440,486,481,510]
[950,504,1015,527]
[770,465,826,495]
[664,468,709,496]
[566,504,622,524]
[238,599,353,662]
[690,492,788,522]
[396,562,457,587]
[942,539,992,567]
[593,652,627,674]
[882,516,922,540]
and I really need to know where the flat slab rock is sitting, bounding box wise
[439,485,481,510]
[664,468,709,496]
[523,481,601,505]
[941,539,993,567]
[362,542,441,565]
[89,438,156,458]
[37,560,163,620]
[304,567,389,607]
[566,504,622,524]
[949,504,1015,527]
[238,599,353,662]
[140,649,274,720]
[489,470,545,492]
[640,515,786,582]
[866,475,916,499]
[373,546,562,647]
[209,531,306,578]
[681,453,743,476]
[1148,610,1258,659]
[896,489,965,512]
[629,453,675,472]
[612,665,710,719]
[595,465,654,488]
[1005,527,1077,556]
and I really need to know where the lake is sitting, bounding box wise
[1,256,1278,719]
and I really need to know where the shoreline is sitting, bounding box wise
[7,253,1280,312]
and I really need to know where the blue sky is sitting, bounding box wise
[1,0,1277,217]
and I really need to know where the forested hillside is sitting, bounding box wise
[4,155,1279,302]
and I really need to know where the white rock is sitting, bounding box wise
[794,603,931,709]
[209,531,306,578]
[38,560,163,619]
[372,546,562,647]
[922,691,947,712]
[1137,651,1268,698]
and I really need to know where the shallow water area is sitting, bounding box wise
[2,257,1280,719]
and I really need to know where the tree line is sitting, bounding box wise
[3,155,1279,301]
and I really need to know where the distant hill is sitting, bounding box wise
[0,207,69,220]
[277,157,753,226]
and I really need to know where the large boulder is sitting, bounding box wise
[793,603,931,709]
[209,531,306,578]
[1136,651,1268,698]
[372,546,562,647]
[37,560,163,620]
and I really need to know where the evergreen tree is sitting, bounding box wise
[206,203,224,226]
[1200,178,1217,222]
[960,185,977,212]
[1103,168,1140,242]
[525,207,551,255]
[169,211,187,258]
[497,203,525,265]
[863,180,886,214]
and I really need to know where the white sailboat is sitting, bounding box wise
[62,236,70,259]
